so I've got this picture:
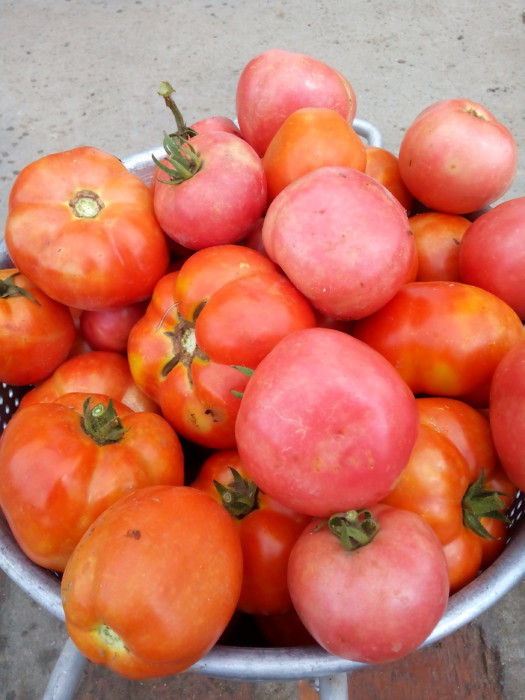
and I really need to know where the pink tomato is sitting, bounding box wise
[79,301,148,354]
[189,116,241,137]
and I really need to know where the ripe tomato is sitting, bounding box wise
[236,48,356,156]
[0,269,76,385]
[262,166,416,320]
[5,146,170,310]
[191,448,311,615]
[398,99,518,214]
[364,145,414,211]
[61,485,243,679]
[79,301,148,354]
[189,115,241,136]
[459,197,525,319]
[287,505,449,663]
[409,211,471,281]
[0,394,184,571]
[352,281,525,407]
[262,107,366,202]
[19,350,159,413]
[127,246,316,448]
[235,327,419,517]
[153,130,267,250]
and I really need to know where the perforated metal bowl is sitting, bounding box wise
[1,119,524,686]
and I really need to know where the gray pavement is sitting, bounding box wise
[1,1,525,698]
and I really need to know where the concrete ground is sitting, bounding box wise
[1,1,525,698]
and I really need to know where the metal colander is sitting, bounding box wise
[1,120,524,691]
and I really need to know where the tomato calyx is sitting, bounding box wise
[230,365,254,398]
[161,302,209,383]
[315,509,380,551]
[0,272,40,305]
[214,467,259,519]
[69,190,105,219]
[462,471,508,540]
[81,396,129,446]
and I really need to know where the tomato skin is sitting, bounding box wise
[61,485,243,679]
[459,197,525,319]
[287,504,449,663]
[352,281,525,407]
[0,269,76,385]
[409,211,471,282]
[128,245,316,449]
[262,107,366,201]
[5,147,170,310]
[365,146,414,211]
[189,115,241,137]
[153,131,267,250]
[79,301,148,354]
[191,449,311,615]
[0,395,184,571]
[235,327,419,517]
[398,99,518,214]
[19,350,159,414]
[236,48,357,157]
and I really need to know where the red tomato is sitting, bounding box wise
[127,246,316,448]
[398,99,518,214]
[262,166,416,320]
[364,145,414,211]
[19,350,159,414]
[0,394,184,571]
[459,197,525,319]
[191,449,311,615]
[409,211,471,281]
[61,485,243,679]
[5,147,170,310]
[0,269,76,385]
[153,130,267,250]
[352,281,525,407]
[262,107,366,202]
[287,505,449,663]
[235,327,419,517]
[79,301,148,354]
[490,338,525,491]
[236,49,356,157]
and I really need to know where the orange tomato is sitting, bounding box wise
[409,211,471,281]
[365,145,414,211]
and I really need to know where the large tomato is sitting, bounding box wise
[0,393,184,571]
[19,350,159,413]
[352,281,525,407]
[262,166,416,320]
[191,448,311,615]
[459,197,525,319]
[398,99,518,214]
[0,269,76,385]
[235,327,419,517]
[5,147,170,310]
[127,245,316,448]
[287,505,449,663]
[236,48,357,156]
[61,485,243,679]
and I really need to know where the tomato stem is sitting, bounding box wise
[157,81,197,140]
[316,509,380,551]
[0,272,40,305]
[214,467,259,519]
[462,470,508,540]
[69,189,105,219]
[81,397,128,446]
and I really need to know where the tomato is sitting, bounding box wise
[459,197,525,319]
[0,269,76,385]
[191,448,311,615]
[398,99,518,214]
[287,505,449,663]
[364,145,414,211]
[189,115,241,137]
[79,301,148,354]
[153,130,267,250]
[236,48,357,156]
[409,211,471,281]
[490,338,525,491]
[19,350,159,413]
[5,146,170,310]
[127,246,316,448]
[0,393,184,571]
[352,281,525,407]
[262,107,366,202]
[61,485,243,679]
[262,166,416,320]
[255,608,316,647]
[235,327,419,517]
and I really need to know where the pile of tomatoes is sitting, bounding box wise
[1,48,525,680]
